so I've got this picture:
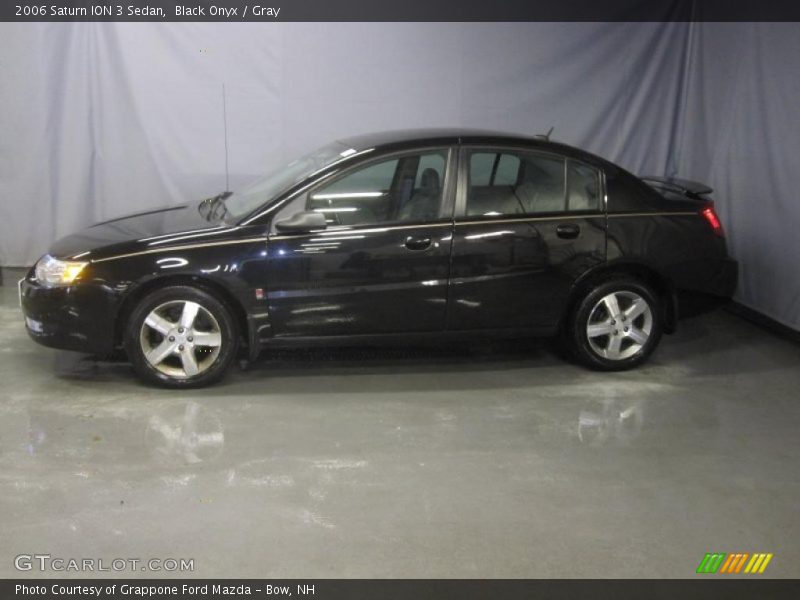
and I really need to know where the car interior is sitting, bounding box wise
[305,149,599,226]
[467,151,599,216]
[307,152,446,226]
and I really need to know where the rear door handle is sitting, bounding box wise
[556,223,580,239]
[405,236,432,251]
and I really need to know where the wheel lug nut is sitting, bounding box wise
[624,327,629,332]
[187,336,193,342]
[178,327,184,333]
[179,345,185,351]
[168,336,175,342]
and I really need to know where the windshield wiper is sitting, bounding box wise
[199,191,232,221]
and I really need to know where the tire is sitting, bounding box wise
[124,285,239,388]
[565,278,663,371]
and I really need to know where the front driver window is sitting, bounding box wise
[307,151,448,226]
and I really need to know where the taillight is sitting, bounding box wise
[701,205,724,237]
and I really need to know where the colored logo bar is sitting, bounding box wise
[696,553,773,574]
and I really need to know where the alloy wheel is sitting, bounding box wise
[139,300,222,379]
[585,291,653,361]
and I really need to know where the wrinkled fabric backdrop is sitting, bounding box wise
[1,22,798,330]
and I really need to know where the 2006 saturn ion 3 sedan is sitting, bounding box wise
[20,129,737,387]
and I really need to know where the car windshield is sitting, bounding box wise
[222,141,354,221]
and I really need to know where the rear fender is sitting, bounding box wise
[562,262,678,334]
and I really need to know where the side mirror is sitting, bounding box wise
[274,210,327,233]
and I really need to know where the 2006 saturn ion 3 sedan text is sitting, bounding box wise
[20,129,738,387]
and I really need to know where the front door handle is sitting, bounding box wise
[405,236,432,251]
[556,223,580,239]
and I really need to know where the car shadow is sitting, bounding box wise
[53,336,571,394]
[49,309,799,393]
[654,308,800,377]
[233,337,566,390]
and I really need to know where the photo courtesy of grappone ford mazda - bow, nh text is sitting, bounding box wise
[19,129,737,388]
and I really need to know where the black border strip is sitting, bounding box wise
[4,0,800,23]
[3,579,800,600]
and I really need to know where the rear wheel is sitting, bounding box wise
[124,286,238,388]
[566,279,662,371]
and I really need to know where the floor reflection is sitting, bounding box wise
[3,282,800,577]
[578,396,644,447]
[146,402,225,465]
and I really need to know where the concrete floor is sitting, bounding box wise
[0,284,799,579]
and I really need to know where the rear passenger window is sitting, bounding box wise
[567,161,601,211]
[466,151,565,216]
[469,153,495,186]
[494,154,520,186]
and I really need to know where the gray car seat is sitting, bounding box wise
[399,168,441,221]
[515,160,565,213]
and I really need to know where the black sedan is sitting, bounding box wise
[20,129,737,387]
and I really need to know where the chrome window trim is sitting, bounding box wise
[606,211,698,218]
[453,210,698,227]
[454,213,603,227]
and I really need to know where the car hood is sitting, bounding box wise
[48,202,225,260]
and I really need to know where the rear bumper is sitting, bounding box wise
[707,257,738,299]
[674,257,738,321]
[20,276,119,355]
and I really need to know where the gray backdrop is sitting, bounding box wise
[1,22,798,330]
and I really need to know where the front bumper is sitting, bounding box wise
[20,274,119,355]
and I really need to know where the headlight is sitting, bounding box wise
[34,254,88,286]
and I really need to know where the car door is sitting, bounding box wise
[447,146,606,332]
[264,148,456,338]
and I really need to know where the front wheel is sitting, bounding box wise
[124,285,239,388]
[566,279,663,371]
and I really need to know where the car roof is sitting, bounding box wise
[336,128,609,166]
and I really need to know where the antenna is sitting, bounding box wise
[535,126,554,141]
[222,83,230,192]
